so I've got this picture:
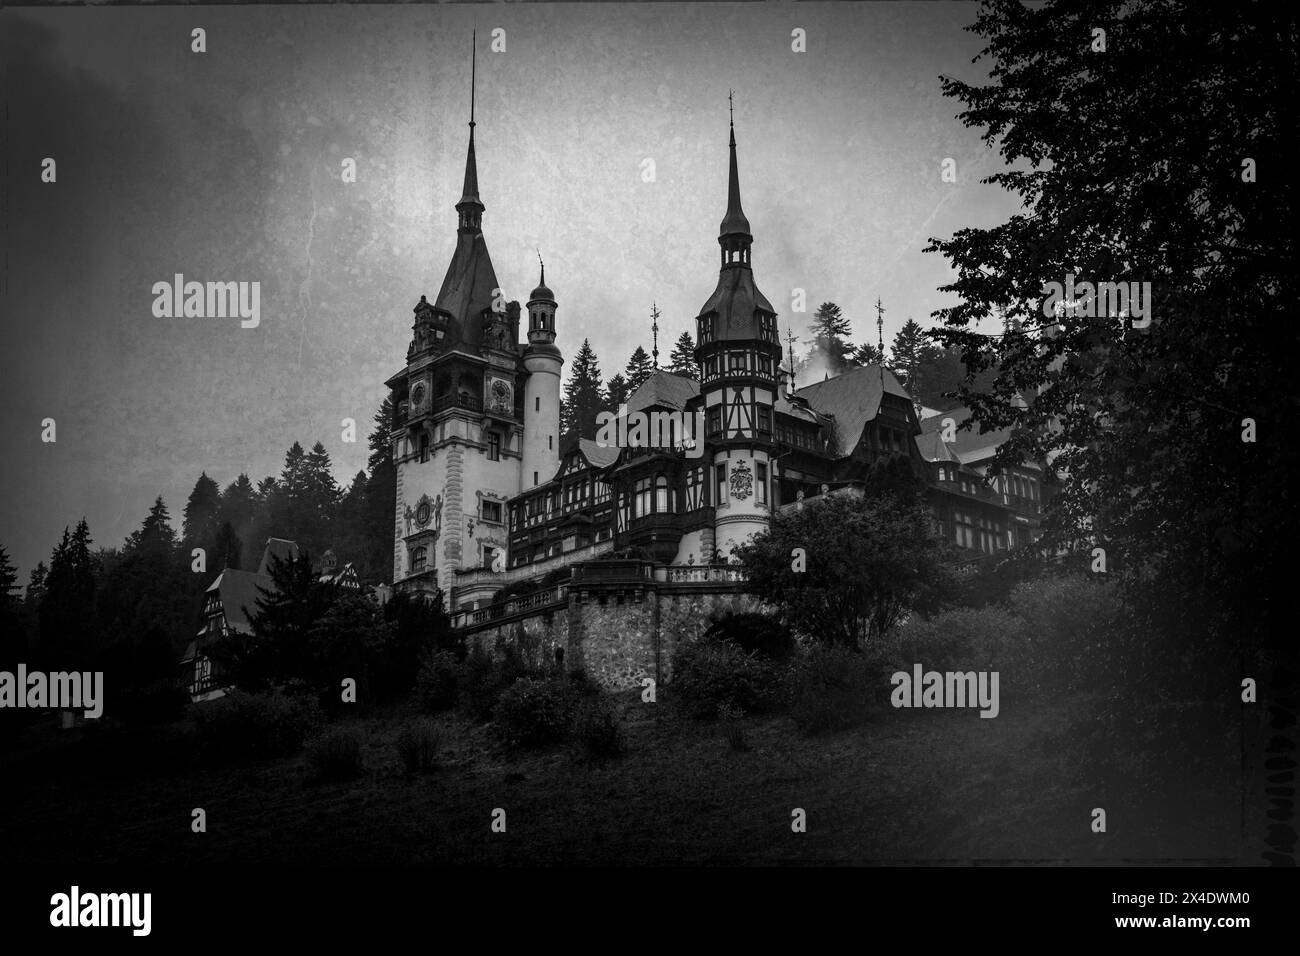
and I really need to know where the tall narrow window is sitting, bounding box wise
[634,477,652,517]
[535,396,540,412]
[716,463,728,506]
[655,475,670,513]
[487,431,500,461]
[756,461,768,505]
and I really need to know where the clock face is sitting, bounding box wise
[489,378,512,409]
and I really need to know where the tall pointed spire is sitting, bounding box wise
[457,29,483,225]
[720,90,751,240]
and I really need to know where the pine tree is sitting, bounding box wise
[304,442,342,537]
[810,301,852,340]
[364,397,397,583]
[807,302,854,376]
[0,545,25,673]
[219,474,258,569]
[889,318,940,395]
[125,496,178,560]
[605,373,630,413]
[0,546,19,616]
[560,338,605,447]
[213,521,243,571]
[848,342,885,367]
[624,346,654,393]
[667,331,698,379]
[25,561,47,607]
[39,519,99,670]
[182,472,222,554]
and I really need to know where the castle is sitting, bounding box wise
[382,48,1046,682]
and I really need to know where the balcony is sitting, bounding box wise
[665,564,748,584]
[453,584,569,631]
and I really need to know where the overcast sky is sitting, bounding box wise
[0,2,1022,581]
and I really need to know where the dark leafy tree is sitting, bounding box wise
[733,492,950,648]
[925,0,1297,690]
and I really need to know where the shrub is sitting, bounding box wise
[417,649,459,712]
[717,702,751,751]
[572,696,624,759]
[894,605,1024,675]
[194,688,319,761]
[396,720,442,774]
[493,677,576,748]
[786,645,879,735]
[703,611,796,661]
[669,639,783,720]
[455,643,504,722]
[307,726,363,782]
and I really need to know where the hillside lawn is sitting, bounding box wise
[0,691,1254,866]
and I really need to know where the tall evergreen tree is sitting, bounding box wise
[0,546,19,612]
[560,338,605,447]
[807,301,854,377]
[182,472,222,555]
[624,346,654,393]
[848,342,885,367]
[125,496,179,560]
[38,520,99,670]
[667,331,698,379]
[25,561,47,608]
[364,397,397,584]
[98,498,193,661]
[889,318,941,396]
[219,474,258,567]
[604,373,630,413]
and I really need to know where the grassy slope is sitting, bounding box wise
[0,694,1247,865]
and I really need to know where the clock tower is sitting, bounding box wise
[387,34,526,606]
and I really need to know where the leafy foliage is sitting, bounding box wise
[733,491,953,648]
[925,0,1297,673]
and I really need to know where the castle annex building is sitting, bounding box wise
[385,52,1045,634]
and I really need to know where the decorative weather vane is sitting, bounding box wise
[651,302,661,368]
[536,247,544,286]
[785,326,799,391]
[875,296,886,388]
[469,28,477,129]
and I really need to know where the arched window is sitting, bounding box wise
[655,475,670,513]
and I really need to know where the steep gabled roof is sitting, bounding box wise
[258,538,301,576]
[918,406,1014,465]
[914,430,962,464]
[793,365,911,456]
[578,437,620,469]
[626,370,699,414]
[206,568,268,635]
